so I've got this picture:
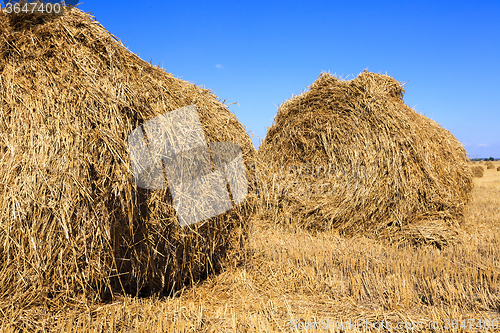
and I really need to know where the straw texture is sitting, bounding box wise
[0,5,254,309]
[472,166,485,177]
[257,71,473,247]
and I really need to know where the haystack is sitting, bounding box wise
[486,162,495,169]
[0,5,254,307]
[497,166,500,172]
[258,71,473,247]
[472,166,485,177]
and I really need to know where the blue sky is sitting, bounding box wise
[74,0,499,158]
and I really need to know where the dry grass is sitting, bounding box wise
[0,163,498,332]
[487,162,496,170]
[1,4,498,333]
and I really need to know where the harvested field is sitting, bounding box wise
[0,4,498,333]
[1,163,499,332]
[257,71,472,247]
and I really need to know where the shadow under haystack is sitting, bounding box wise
[258,71,472,247]
[0,6,254,308]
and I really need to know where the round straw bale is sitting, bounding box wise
[497,166,500,171]
[258,71,472,247]
[486,162,495,169]
[0,6,254,306]
[472,166,485,177]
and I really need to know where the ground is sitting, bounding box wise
[2,162,499,332]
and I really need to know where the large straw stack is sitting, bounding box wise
[258,71,473,247]
[0,5,254,308]
[472,166,485,177]
[486,162,495,169]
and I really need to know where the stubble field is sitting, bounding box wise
[1,161,499,332]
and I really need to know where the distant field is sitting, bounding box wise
[2,163,499,332]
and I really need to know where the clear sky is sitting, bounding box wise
[73,0,499,158]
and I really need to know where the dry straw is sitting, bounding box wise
[497,166,500,171]
[472,166,485,177]
[486,162,495,169]
[257,71,473,247]
[0,4,255,309]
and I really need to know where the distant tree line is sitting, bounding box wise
[470,157,498,161]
